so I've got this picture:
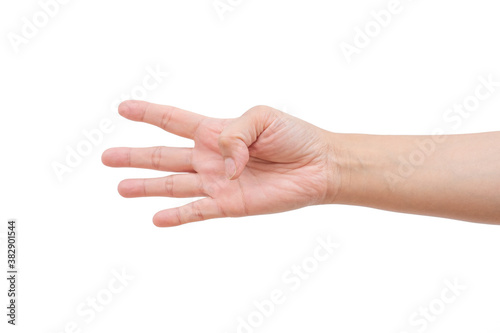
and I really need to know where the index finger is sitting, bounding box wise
[118,100,206,139]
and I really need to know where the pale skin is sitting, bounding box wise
[101,100,500,227]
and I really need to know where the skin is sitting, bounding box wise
[101,100,500,227]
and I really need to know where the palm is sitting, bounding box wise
[103,101,335,226]
[192,116,330,217]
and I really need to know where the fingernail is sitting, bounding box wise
[224,157,236,180]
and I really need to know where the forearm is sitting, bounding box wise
[326,131,500,224]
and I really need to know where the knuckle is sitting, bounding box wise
[190,201,205,221]
[247,105,279,117]
[160,108,174,130]
[247,105,281,124]
[141,179,149,197]
[175,208,184,225]
[151,146,162,170]
[164,176,175,196]
[139,101,149,121]
[248,105,271,114]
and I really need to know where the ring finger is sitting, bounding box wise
[118,174,206,198]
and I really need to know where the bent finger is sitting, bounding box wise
[218,105,278,179]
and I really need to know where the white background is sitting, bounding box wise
[1,0,500,332]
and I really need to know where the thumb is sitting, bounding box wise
[218,106,276,180]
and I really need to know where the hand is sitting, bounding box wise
[102,101,341,227]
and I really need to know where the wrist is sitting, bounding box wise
[322,131,387,207]
[321,131,353,205]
